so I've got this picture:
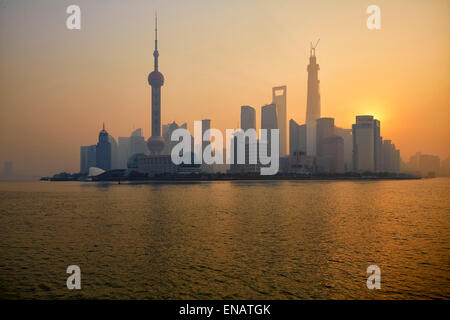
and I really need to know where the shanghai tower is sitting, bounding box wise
[305,41,321,157]
[147,14,165,155]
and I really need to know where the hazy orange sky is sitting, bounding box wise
[0,0,449,176]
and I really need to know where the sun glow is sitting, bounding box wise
[357,101,389,123]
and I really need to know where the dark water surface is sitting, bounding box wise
[0,178,449,299]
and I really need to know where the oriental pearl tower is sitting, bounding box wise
[147,13,165,154]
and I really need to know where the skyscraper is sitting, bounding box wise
[261,104,278,131]
[351,115,386,173]
[80,145,96,174]
[316,117,334,157]
[320,136,345,173]
[229,131,260,174]
[382,140,401,173]
[373,119,382,172]
[272,86,287,156]
[96,123,112,171]
[129,129,148,156]
[305,42,321,157]
[408,152,439,177]
[118,137,131,168]
[261,103,278,157]
[200,119,213,173]
[289,119,306,156]
[316,118,344,173]
[202,119,211,152]
[394,149,400,173]
[240,106,256,131]
[352,116,379,172]
[147,14,165,155]
[118,128,149,168]
[162,121,187,155]
[231,106,258,174]
[382,140,394,172]
[335,127,353,171]
[108,135,119,169]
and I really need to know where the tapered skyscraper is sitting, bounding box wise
[272,86,287,156]
[147,13,165,154]
[306,41,321,156]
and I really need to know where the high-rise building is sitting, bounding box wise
[408,152,439,177]
[162,121,187,156]
[80,145,96,174]
[382,140,394,173]
[118,128,149,168]
[315,118,344,173]
[287,120,314,174]
[228,106,258,174]
[305,42,321,156]
[394,149,400,173]
[261,103,278,157]
[261,103,278,131]
[381,140,399,173]
[147,14,165,155]
[352,116,393,173]
[335,127,353,171]
[373,119,382,172]
[351,114,405,174]
[200,119,214,173]
[272,86,287,156]
[108,135,119,169]
[352,116,376,172]
[316,118,334,157]
[229,131,260,174]
[408,152,420,171]
[202,119,211,154]
[129,129,148,156]
[287,151,314,174]
[240,106,256,132]
[96,123,112,171]
[289,119,306,156]
[118,137,130,168]
[320,136,345,173]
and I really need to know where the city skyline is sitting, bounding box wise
[0,0,449,176]
[0,1,449,304]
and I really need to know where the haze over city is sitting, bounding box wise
[0,0,449,176]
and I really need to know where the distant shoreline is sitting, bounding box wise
[40,174,423,183]
[130,177,421,183]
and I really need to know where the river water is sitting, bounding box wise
[0,178,449,299]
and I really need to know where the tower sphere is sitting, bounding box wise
[148,71,164,86]
[147,135,165,154]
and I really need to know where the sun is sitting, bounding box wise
[358,100,389,123]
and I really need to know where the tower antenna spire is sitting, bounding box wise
[155,11,158,45]
[311,38,320,56]
[153,11,159,71]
